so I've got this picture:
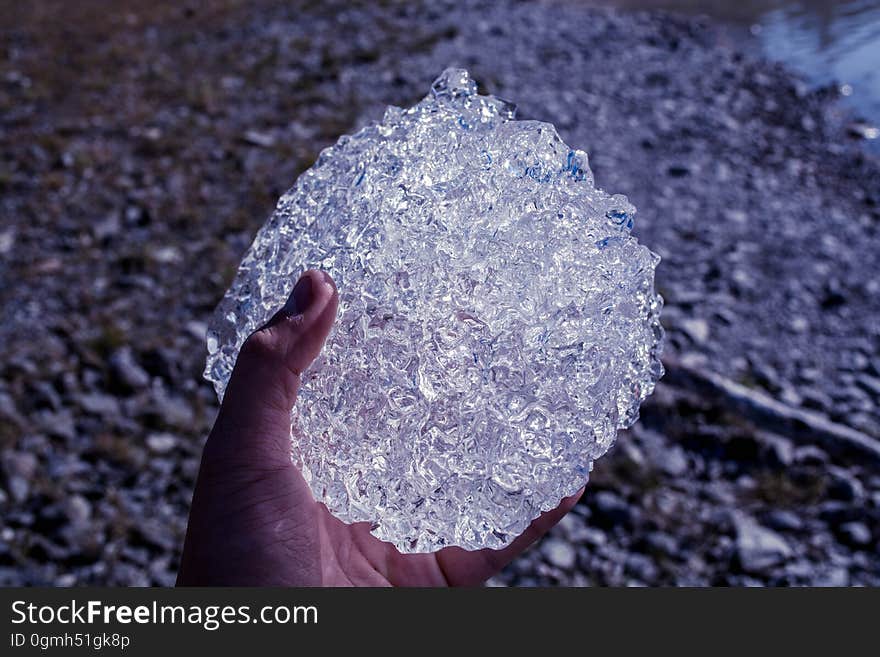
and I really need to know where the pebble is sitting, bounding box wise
[625,553,659,582]
[815,567,850,587]
[110,347,151,390]
[818,501,857,526]
[581,527,608,547]
[764,509,803,532]
[655,444,689,477]
[760,434,794,467]
[185,321,208,341]
[778,387,802,407]
[837,522,873,548]
[77,393,121,417]
[591,491,633,528]
[151,387,194,428]
[679,318,710,345]
[243,130,277,147]
[7,477,30,503]
[64,495,92,526]
[734,514,792,574]
[827,467,865,502]
[540,537,577,570]
[644,531,679,558]
[146,433,178,454]
[856,375,880,398]
[793,446,829,465]
[3,451,38,480]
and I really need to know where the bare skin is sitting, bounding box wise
[178,269,582,586]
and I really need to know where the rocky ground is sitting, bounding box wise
[1,0,878,586]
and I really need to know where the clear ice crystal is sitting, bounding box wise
[205,68,664,553]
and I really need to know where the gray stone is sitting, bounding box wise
[7,477,30,503]
[856,375,880,398]
[818,501,858,527]
[794,446,829,465]
[151,387,194,428]
[679,317,710,345]
[540,537,577,570]
[644,531,679,557]
[243,129,276,148]
[146,433,177,454]
[64,495,92,526]
[185,321,207,342]
[815,567,850,587]
[625,553,659,582]
[0,392,24,425]
[3,451,38,480]
[764,509,803,532]
[39,410,76,441]
[778,386,802,407]
[110,347,150,390]
[655,444,689,477]
[734,514,792,574]
[581,527,608,547]
[77,393,121,417]
[784,560,816,580]
[837,522,873,548]
[766,434,795,467]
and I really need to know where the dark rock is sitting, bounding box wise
[130,520,174,552]
[827,467,864,501]
[625,553,659,582]
[818,501,859,526]
[643,531,679,558]
[856,375,880,399]
[590,491,633,528]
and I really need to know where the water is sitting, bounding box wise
[596,0,880,136]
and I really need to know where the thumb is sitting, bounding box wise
[206,269,339,470]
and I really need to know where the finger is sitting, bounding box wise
[207,269,339,468]
[436,487,585,586]
[258,269,339,379]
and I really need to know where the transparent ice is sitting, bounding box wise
[205,69,664,553]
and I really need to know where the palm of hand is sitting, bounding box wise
[179,271,579,587]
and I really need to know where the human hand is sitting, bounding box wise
[178,269,582,586]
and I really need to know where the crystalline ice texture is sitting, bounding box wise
[205,68,664,553]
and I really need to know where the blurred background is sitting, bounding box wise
[1,0,878,586]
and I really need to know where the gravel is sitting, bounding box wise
[1,0,878,586]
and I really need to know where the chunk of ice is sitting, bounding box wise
[205,68,664,552]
